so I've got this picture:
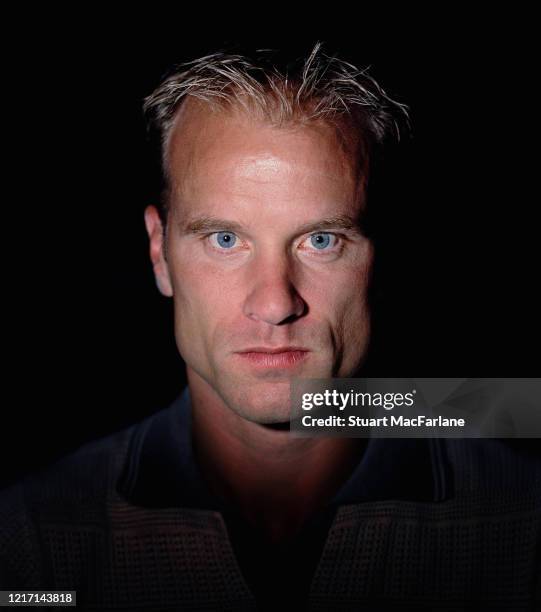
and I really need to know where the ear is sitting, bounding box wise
[144,205,173,297]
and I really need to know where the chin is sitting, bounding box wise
[223,379,295,425]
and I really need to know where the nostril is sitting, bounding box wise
[282,296,308,324]
[278,310,305,326]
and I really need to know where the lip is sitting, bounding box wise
[235,346,309,354]
[234,347,310,368]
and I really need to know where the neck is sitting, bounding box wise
[187,370,367,544]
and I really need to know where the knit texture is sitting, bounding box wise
[1,409,540,610]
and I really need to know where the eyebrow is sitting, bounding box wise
[181,217,246,235]
[180,214,364,236]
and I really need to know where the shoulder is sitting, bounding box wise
[0,389,191,533]
[443,438,541,502]
[9,422,138,506]
[0,420,140,587]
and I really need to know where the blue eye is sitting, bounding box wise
[310,233,334,249]
[215,231,237,248]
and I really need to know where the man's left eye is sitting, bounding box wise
[306,232,337,250]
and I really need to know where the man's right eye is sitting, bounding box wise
[208,231,238,249]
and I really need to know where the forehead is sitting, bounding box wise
[165,99,366,220]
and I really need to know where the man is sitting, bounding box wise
[1,43,540,610]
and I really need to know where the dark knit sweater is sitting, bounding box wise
[1,388,540,610]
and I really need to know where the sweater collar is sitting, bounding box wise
[120,386,452,509]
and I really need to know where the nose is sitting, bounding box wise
[243,260,306,326]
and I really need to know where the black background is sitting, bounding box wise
[4,17,538,487]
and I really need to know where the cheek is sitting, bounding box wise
[303,257,371,321]
[332,276,371,342]
[302,262,371,366]
[167,260,213,350]
[339,267,372,368]
[168,257,243,351]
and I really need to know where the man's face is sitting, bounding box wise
[145,101,373,424]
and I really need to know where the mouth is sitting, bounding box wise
[234,347,310,368]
